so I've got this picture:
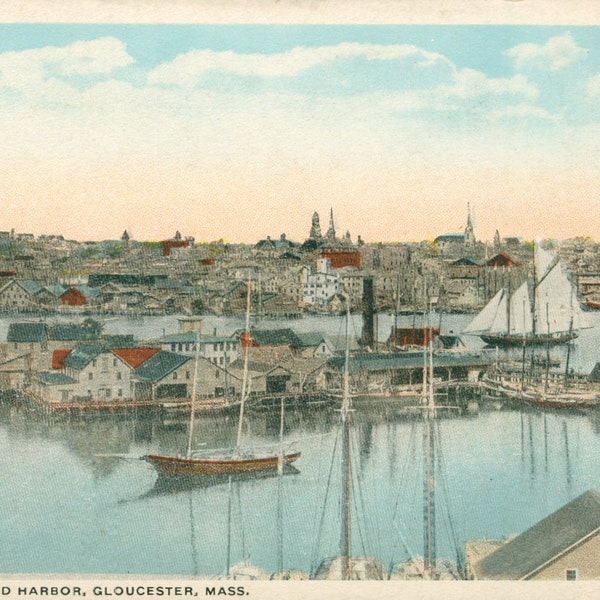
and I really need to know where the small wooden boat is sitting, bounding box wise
[145,450,300,477]
[585,299,600,311]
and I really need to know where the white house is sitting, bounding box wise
[301,258,341,305]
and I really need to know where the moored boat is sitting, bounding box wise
[144,280,300,479]
[145,449,301,477]
[464,244,591,347]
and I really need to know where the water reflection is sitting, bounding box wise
[2,393,600,575]
[135,465,301,500]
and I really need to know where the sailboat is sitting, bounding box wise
[145,280,300,478]
[314,297,386,580]
[464,244,590,347]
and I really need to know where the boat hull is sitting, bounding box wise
[479,332,578,347]
[585,300,600,311]
[145,451,301,477]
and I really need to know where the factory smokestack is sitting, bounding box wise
[362,276,376,350]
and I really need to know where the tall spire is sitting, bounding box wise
[464,203,475,246]
[326,207,336,241]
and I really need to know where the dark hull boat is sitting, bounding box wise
[479,331,578,348]
[464,245,590,348]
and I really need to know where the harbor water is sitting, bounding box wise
[0,312,599,575]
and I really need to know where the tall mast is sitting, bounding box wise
[531,243,537,337]
[340,294,352,580]
[236,276,252,449]
[186,328,202,459]
[423,303,436,579]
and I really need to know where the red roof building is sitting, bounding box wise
[52,349,72,370]
[111,347,161,369]
[486,253,522,268]
[321,249,361,269]
[61,287,86,306]
[161,239,189,257]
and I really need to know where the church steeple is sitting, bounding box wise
[464,203,475,246]
[325,207,336,241]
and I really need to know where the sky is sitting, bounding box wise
[1,23,599,243]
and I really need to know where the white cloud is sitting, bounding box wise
[505,33,587,71]
[147,42,452,87]
[588,73,600,98]
[0,37,134,98]
[439,69,538,100]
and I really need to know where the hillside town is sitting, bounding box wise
[1,208,600,410]
[2,207,600,319]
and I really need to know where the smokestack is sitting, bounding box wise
[362,276,376,350]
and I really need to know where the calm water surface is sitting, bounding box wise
[1,400,600,575]
[1,312,600,575]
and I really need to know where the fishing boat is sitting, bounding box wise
[585,299,600,311]
[313,298,386,580]
[464,244,590,347]
[145,281,300,478]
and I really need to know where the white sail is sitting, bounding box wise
[463,289,505,334]
[535,261,591,333]
[534,244,557,281]
[508,281,533,335]
[488,292,508,333]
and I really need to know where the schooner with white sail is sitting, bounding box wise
[464,244,590,347]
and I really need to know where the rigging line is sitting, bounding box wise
[189,491,199,576]
[434,421,462,562]
[391,419,419,524]
[392,422,424,557]
[310,429,341,576]
[234,481,248,562]
[350,431,372,559]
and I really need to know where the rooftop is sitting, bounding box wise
[474,489,600,579]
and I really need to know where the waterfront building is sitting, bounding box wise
[33,344,140,402]
[466,489,600,580]
[132,350,194,400]
[160,332,240,366]
[0,279,57,311]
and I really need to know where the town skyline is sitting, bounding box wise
[1,23,599,243]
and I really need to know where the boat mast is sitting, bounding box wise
[236,276,252,450]
[186,328,202,459]
[340,294,352,581]
[544,301,550,394]
[277,395,285,572]
[531,243,537,337]
[423,301,436,579]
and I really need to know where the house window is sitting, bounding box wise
[173,372,178,380]
[566,569,578,581]
[116,372,122,380]
[92,359,97,367]
[215,370,220,378]
[171,343,176,352]
[118,389,123,397]
[113,358,117,367]
[88,372,93,380]
[186,371,191,380]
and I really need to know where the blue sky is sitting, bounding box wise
[1,24,599,242]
